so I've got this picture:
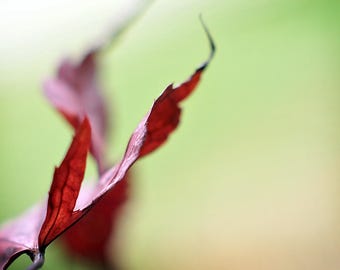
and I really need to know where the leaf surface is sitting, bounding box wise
[44,52,108,173]
[55,30,215,262]
[38,118,91,248]
[61,177,129,264]
[43,0,152,174]
[0,205,45,269]
[0,119,91,269]
[0,17,215,270]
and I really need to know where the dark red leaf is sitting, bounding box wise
[61,176,129,264]
[139,69,203,157]
[0,18,215,270]
[57,26,215,263]
[0,118,91,269]
[82,20,215,206]
[139,16,215,157]
[42,5,155,262]
[38,118,91,248]
[44,52,108,173]
[43,47,119,264]
[42,1,153,175]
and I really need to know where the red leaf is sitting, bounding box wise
[42,0,152,175]
[58,25,215,262]
[0,18,215,270]
[61,177,129,264]
[44,52,108,174]
[0,205,45,269]
[139,16,215,157]
[42,5,155,262]
[139,68,204,157]
[38,118,91,248]
[81,19,215,207]
[0,118,91,269]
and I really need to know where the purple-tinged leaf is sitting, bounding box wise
[44,52,107,173]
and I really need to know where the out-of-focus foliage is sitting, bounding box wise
[1,0,340,269]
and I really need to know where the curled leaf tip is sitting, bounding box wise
[198,14,216,71]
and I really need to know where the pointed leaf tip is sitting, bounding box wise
[197,15,216,71]
[137,20,215,156]
[38,118,91,248]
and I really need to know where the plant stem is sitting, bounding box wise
[26,253,44,270]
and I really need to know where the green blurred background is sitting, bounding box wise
[1,0,340,269]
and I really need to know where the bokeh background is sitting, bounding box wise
[1,0,340,269]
